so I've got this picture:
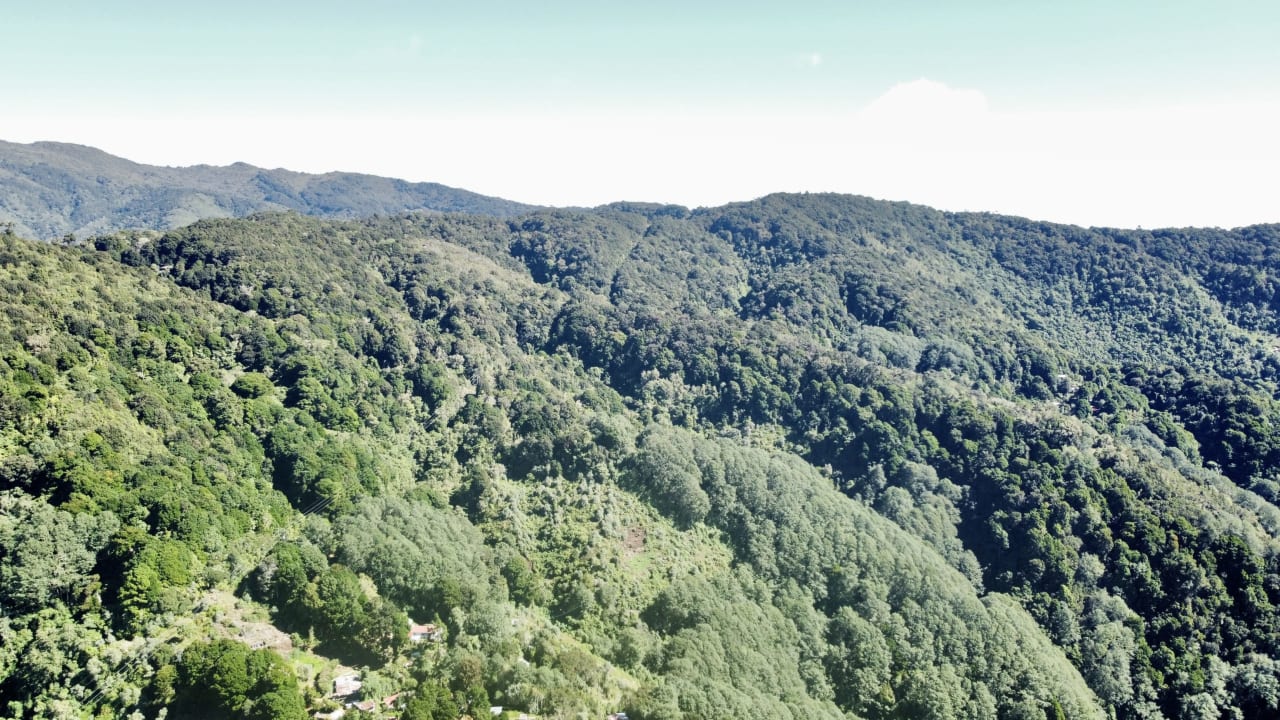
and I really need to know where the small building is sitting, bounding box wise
[332,673,362,698]
[313,709,346,720]
[409,621,443,643]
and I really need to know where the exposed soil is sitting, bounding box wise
[623,526,646,556]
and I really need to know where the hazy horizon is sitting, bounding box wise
[5,1,1279,229]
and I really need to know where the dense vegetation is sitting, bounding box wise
[0,140,534,241]
[4,191,1280,719]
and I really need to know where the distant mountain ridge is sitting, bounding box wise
[0,139,536,239]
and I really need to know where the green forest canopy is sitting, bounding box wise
[2,195,1280,719]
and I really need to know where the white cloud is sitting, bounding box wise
[863,78,987,122]
[834,79,1280,228]
[792,52,822,68]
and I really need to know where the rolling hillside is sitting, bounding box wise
[4,188,1280,719]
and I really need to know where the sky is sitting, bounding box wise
[4,0,1280,228]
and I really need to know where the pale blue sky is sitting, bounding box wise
[4,1,1280,226]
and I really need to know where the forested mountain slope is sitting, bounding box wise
[0,140,535,241]
[4,193,1280,719]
